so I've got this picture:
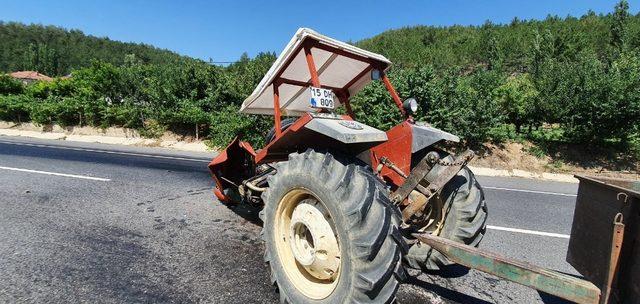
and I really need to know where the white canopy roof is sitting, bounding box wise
[240,28,392,116]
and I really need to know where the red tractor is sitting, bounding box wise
[209,28,487,303]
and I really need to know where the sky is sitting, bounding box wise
[1,0,639,63]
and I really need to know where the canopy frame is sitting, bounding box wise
[259,31,408,140]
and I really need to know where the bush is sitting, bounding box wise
[207,104,271,148]
[353,66,506,144]
[165,99,210,139]
[26,78,76,99]
[29,97,58,125]
[0,75,23,95]
[139,119,166,138]
[0,94,32,122]
[54,97,83,126]
[101,101,144,129]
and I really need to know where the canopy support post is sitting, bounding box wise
[337,92,355,119]
[343,98,355,118]
[273,83,282,138]
[381,73,407,117]
[304,45,321,87]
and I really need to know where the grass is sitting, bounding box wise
[546,159,565,171]
[527,145,546,159]
[138,119,166,138]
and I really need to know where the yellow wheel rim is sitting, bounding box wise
[274,188,341,299]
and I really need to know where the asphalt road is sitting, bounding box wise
[0,136,582,303]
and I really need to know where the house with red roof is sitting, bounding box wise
[9,71,53,84]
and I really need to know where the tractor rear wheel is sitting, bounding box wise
[265,117,297,144]
[260,150,406,303]
[404,158,488,271]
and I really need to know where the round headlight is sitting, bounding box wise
[403,98,418,115]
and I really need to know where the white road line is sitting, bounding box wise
[0,166,111,181]
[487,225,570,239]
[483,186,577,197]
[0,140,211,163]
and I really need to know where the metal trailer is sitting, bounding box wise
[416,175,639,304]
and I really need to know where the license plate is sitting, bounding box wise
[309,87,334,109]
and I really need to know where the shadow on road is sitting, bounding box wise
[422,264,471,278]
[538,292,574,304]
[0,140,212,173]
[405,274,493,304]
[226,203,263,226]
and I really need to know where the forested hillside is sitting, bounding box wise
[0,1,638,163]
[349,2,640,148]
[357,9,640,71]
[0,22,194,76]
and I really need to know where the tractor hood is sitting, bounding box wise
[411,123,460,153]
[304,117,388,144]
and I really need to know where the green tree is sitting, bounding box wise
[496,74,539,133]
[611,0,630,51]
[0,74,23,95]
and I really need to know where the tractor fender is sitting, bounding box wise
[208,137,256,203]
[411,123,460,153]
[303,118,388,144]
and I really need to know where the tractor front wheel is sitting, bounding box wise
[260,150,406,303]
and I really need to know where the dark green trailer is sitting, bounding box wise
[416,175,639,304]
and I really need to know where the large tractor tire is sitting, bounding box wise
[404,157,488,271]
[265,117,297,144]
[260,150,406,303]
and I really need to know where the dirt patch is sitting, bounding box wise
[472,141,639,179]
[0,121,211,152]
[0,121,141,137]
